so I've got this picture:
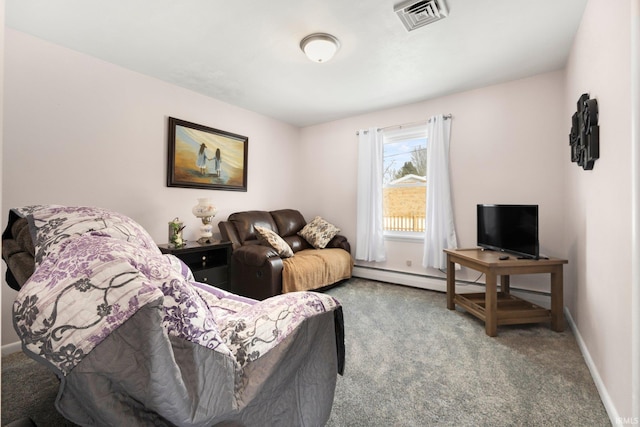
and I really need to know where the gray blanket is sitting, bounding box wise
[8,206,344,426]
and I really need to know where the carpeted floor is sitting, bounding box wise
[1,278,609,426]
[325,279,609,426]
[1,350,73,426]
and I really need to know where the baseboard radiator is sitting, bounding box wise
[352,265,551,308]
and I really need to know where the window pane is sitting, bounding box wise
[383,137,427,233]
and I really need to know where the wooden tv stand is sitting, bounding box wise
[444,248,568,337]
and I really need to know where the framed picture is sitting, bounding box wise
[167,117,248,191]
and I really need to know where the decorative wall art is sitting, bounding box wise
[167,117,248,191]
[569,93,599,170]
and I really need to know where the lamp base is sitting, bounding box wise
[197,236,215,244]
[196,217,214,244]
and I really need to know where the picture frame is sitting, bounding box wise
[167,117,248,191]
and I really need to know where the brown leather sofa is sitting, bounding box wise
[218,209,352,300]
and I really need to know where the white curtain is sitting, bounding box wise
[356,128,386,262]
[422,115,458,269]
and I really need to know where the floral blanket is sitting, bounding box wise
[9,206,343,426]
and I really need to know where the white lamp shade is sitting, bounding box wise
[300,33,340,63]
[192,198,217,218]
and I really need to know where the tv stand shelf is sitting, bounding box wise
[454,292,551,326]
[444,248,568,337]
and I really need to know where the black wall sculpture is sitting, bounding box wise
[569,93,599,170]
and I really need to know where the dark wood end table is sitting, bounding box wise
[159,241,232,290]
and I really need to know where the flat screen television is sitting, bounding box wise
[477,204,539,259]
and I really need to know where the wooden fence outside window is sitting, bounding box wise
[384,216,426,232]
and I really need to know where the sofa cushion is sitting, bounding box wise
[283,235,312,253]
[271,209,306,237]
[229,211,278,244]
[255,226,294,258]
[298,216,341,249]
[281,248,353,293]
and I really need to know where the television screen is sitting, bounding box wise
[477,204,539,259]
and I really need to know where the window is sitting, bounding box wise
[382,126,427,239]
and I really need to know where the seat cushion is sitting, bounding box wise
[281,248,353,293]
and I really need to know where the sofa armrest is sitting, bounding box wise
[233,245,279,266]
[230,246,284,300]
[326,234,350,253]
[218,221,242,251]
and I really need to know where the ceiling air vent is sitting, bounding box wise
[394,0,449,32]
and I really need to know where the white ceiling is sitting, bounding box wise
[5,0,588,127]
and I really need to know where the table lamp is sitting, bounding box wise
[192,198,217,244]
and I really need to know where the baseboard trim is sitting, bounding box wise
[2,341,22,356]
[564,307,619,425]
[353,265,465,292]
[352,266,551,308]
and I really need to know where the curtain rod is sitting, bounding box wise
[356,114,452,135]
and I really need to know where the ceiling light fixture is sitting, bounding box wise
[300,33,340,63]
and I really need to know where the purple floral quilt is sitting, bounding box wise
[9,205,344,426]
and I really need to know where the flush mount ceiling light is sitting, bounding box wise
[300,33,340,63]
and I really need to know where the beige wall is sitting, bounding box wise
[300,70,567,288]
[1,29,302,345]
[564,0,633,420]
